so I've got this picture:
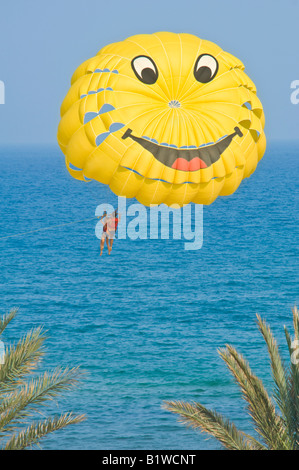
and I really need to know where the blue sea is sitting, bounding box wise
[0,143,298,450]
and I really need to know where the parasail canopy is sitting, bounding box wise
[58,32,266,207]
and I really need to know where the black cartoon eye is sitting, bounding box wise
[131,56,158,84]
[194,54,218,83]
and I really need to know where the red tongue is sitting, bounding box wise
[172,157,207,171]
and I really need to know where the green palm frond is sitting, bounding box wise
[284,307,299,448]
[165,307,299,450]
[0,308,85,450]
[164,400,265,450]
[0,309,18,335]
[0,367,83,435]
[257,315,294,446]
[0,327,47,394]
[3,412,85,450]
[219,344,290,449]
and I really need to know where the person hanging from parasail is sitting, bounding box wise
[99,210,120,255]
[106,210,120,255]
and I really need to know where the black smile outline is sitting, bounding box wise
[122,126,243,171]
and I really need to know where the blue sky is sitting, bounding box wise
[0,0,298,144]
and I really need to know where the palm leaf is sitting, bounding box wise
[0,309,18,336]
[0,327,46,395]
[164,400,265,450]
[0,308,85,449]
[257,315,294,446]
[3,412,85,450]
[165,307,299,450]
[219,345,290,449]
[284,307,299,448]
[0,367,83,435]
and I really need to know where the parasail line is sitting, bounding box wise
[0,217,98,241]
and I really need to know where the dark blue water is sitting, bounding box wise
[0,143,298,449]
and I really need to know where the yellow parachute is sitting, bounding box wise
[57,32,266,207]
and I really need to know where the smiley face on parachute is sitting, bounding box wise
[58,32,266,206]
